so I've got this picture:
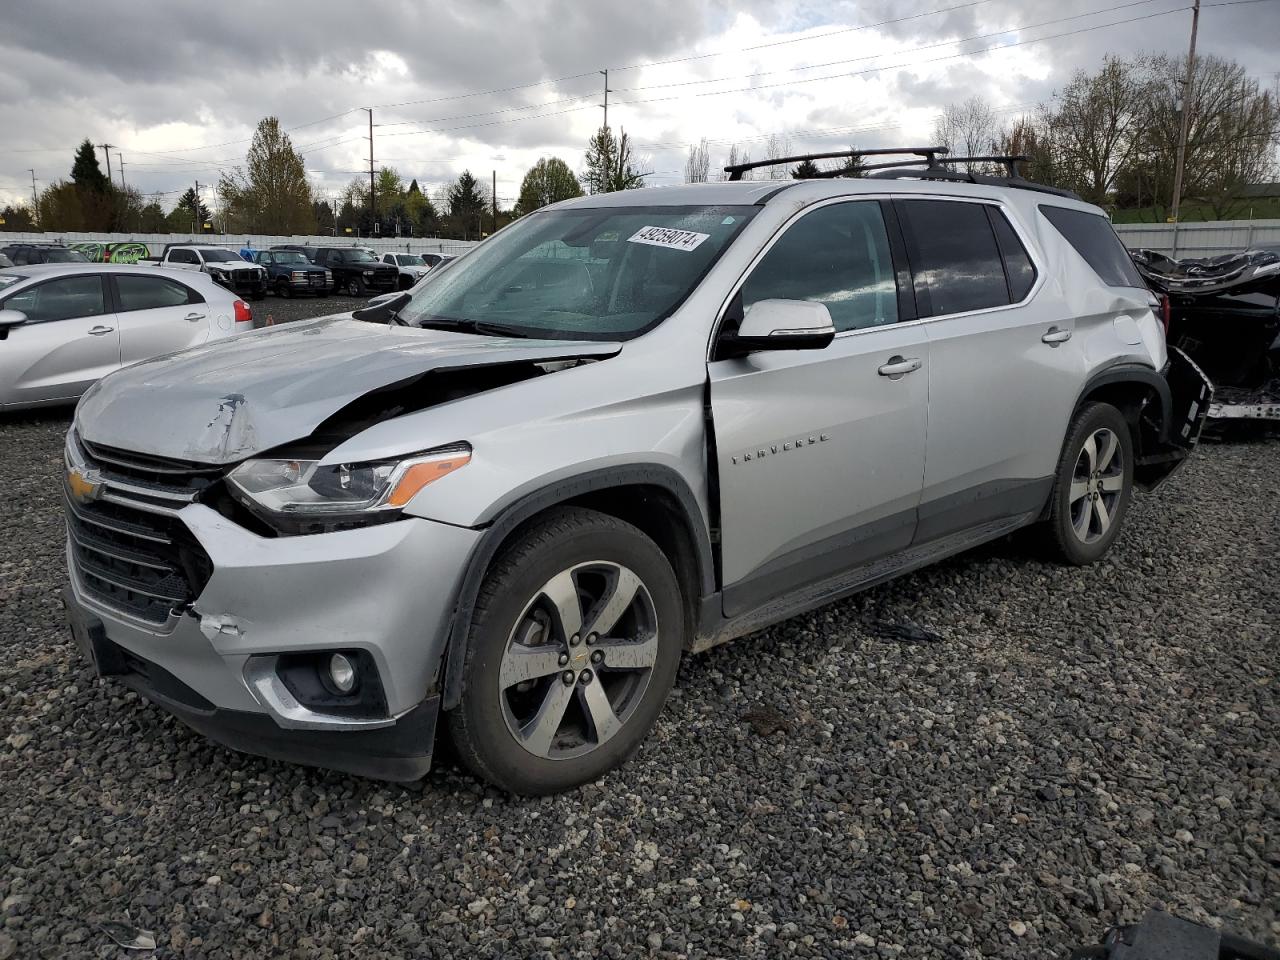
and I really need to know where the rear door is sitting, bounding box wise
[895,198,1080,541]
[708,198,929,617]
[112,273,213,364]
[0,274,120,405]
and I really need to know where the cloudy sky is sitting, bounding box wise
[0,0,1271,213]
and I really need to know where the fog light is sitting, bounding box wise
[328,653,356,693]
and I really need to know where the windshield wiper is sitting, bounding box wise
[415,317,533,339]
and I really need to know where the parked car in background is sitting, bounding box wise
[151,245,267,300]
[381,252,431,289]
[0,264,251,409]
[62,151,1210,794]
[420,253,451,269]
[253,249,333,298]
[2,243,90,266]
[309,246,398,296]
[0,252,13,268]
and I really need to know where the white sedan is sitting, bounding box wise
[0,263,253,410]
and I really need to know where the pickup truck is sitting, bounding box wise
[253,250,334,298]
[381,252,431,290]
[309,247,398,297]
[149,245,267,300]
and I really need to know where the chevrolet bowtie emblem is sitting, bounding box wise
[67,468,102,504]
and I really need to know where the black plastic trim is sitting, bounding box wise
[439,464,715,710]
[1075,361,1173,442]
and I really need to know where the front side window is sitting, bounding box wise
[741,201,898,333]
[398,204,757,340]
[897,199,1009,318]
[116,275,199,311]
[1039,205,1145,288]
[2,275,106,324]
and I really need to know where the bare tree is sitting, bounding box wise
[764,134,793,179]
[1046,57,1148,204]
[1134,53,1279,218]
[720,144,752,181]
[684,139,710,183]
[932,95,997,171]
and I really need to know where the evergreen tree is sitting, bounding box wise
[447,170,486,239]
[175,187,212,228]
[71,139,108,193]
[792,159,820,179]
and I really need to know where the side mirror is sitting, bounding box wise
[0,309,29,329]
[721,299,835,357]
[353,291,412,324]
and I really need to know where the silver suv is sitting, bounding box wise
[62,150,1210,794]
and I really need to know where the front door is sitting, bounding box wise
[708,199,929,618]
[0,274,120,405]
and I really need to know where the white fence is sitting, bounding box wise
[1113,219,1280,258]
[0,231,479,263]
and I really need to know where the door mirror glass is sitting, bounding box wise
[724,299,835,356]
[0,308,28,328]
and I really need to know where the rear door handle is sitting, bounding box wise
[185,312,206,322]
[1042,326,1072,345]
[87,325,114,336]
[877,356,922,379]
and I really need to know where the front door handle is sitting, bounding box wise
[87,325,114,336]
[877,356,922,379]
[1042,326,1072,345]
[185,312,206,322]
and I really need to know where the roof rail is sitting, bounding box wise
[862,155,1082,200]
[723,146,948,181]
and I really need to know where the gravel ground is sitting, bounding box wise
[0,399,1276,958]
[250,290,372,327]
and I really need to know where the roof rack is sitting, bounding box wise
[723,146,948,181]
[725,145,1081,200]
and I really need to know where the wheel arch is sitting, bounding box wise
[438,465,715,710]
[1070,362,1176,491]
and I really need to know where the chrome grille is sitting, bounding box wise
[66,435,217,626]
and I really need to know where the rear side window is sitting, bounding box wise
[1039,206,1144,288]
[742,200,898,332]
[116,275,201,311]
[169,249,198,265]
[896,200,1008,318]
[988,209,1037,301]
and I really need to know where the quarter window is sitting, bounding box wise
[116,275,200,311]
[741,201,899,333]
[1039,205,1145,288]
[988,209,1037,301]
[2,275,106,324]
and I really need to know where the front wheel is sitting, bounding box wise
[1038,402,1134,565]
[344,278,365,297]
[448,508,684,795]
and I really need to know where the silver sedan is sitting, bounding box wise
[0,263,253,410]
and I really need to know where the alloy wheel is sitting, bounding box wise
[1069,427,1124,543]
[498,561,659,761]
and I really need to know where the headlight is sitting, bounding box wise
[291,270,306,280]
[363,270,374,277]
[226,444,471,525]
[324,270,332,279]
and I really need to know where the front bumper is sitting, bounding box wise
[64,504,481,780]
[210,271,266,295]
[64,590,440,781]
[284,273,334,293]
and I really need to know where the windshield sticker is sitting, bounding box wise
[627,225,710,252]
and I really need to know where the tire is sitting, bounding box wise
[344,278,364,297]
[1038,402,1134,565]
[448,507,684,795]
[399,276,414,291]
[275,280,291,299]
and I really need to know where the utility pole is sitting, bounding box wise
[117,153,126,191]
[492,169,497,236]
[98,143,115,183]
[28,169,38,211]
[600,69,610,133]
[1170,0,1201,223]
[365,107,376,231]
[193,180,200,234]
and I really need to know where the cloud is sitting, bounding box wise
[0,0,1272,209]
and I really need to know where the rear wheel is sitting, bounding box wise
[1038,402,1134,565]
[448,508,683,795]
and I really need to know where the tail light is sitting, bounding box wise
[1159,294,1171,336]
[233,299,252,329]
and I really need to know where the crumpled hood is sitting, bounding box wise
[75,317,620,464]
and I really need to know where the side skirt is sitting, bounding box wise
[691,511,1037,653]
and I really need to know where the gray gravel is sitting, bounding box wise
[1,400,1276,958]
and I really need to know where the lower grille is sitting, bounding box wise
[66,436,216,626]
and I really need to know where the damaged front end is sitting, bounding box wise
[1132,248,1280,423]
